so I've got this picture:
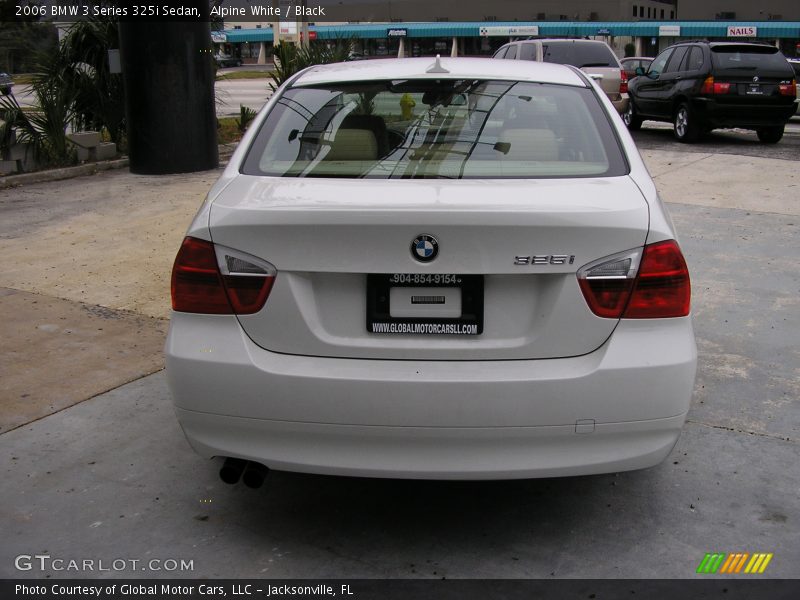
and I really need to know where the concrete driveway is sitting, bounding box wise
[0,143,798,579]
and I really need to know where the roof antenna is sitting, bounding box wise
[426,54,449,74]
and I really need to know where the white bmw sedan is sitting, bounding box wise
[166,57,696,484]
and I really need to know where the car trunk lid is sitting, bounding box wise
[208,175,650,361]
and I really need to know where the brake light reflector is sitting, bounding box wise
[171,237,232,314]
[171,237,276,314]
[577,240,690,319]
[619,69,628,94]
[778,80,796,96]
[625,240,690,318]
[700,76,731,95]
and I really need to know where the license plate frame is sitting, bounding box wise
[747,83,763,95]
[367,273,484,335]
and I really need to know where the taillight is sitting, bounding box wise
[624,240,690,318]
[577,240,690,319]
[619,69,628,94]
[700,76,731,95]
[778,79,797,96]
[171,237,276,314]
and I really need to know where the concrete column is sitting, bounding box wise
[450,37,457,57]
[397,37,405,58]
[257,42,267,65]
[118,12,217,174]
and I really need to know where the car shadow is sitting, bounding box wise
[216,465,669,559]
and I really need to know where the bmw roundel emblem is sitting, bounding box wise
[411,234,439,262]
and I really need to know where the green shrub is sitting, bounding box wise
[236,105,257,133]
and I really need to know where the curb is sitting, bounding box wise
[0,144,239,190]
[0,158,130,190]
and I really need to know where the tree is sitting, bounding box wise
[269,38,355,92]
[0,0,58,73]
[54,16,126,145]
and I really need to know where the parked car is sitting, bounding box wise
[621,56,653,80]
[167,57,696,484]
[788,59,800,114]
[492,39,629,114]
[215,54,242,68]
[625,41,797,143]
[0,72,13,95]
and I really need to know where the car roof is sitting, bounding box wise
[673,41,777,49]
[525,38,610,45]
[293,57,588,88]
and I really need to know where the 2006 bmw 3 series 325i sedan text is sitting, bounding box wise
[166,57,697,483]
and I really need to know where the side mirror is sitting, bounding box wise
[635,66,645,76]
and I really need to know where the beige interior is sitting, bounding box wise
[325,129,378,161]
[496,129,559,161]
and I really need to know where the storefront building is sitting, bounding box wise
[213,20,800,64]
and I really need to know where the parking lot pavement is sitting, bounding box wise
[0,288,166,433]
[633,121,800,162]
[643,150,800,215]
[0,146,798,578]
[0,169,218,320]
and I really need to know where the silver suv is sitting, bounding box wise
[493,39,628,114]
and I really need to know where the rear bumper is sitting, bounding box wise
[612,94,629,115]
[692,97,796,128]
[165,314,696,479]
[176,409,687,480]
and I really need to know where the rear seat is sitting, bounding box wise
[325,129,378,161]
[496,129,559,161]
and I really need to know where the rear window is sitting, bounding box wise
[541,42,619,68]
[711,46,793,74]
[790,62,800,77]
[242,79,628,179]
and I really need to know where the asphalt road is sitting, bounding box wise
[215,78,274,116]
[0,144,798,579]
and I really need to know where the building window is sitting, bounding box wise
[661,9,664,18]
[256,24,262,29]
[647,7,651,18]
[234,25,241,30]
[632,5,637,17]
[639,6,644,17]
[670,10,675,18]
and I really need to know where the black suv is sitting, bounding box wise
[625,41,797,143]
